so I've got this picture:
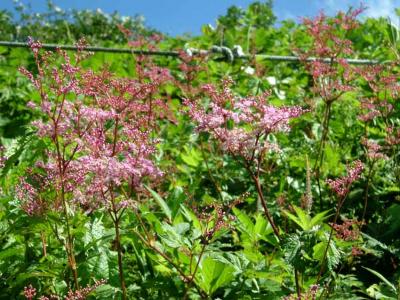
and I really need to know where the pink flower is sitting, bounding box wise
[326,160,363,197]
[19,38,167,215]
[386,126,400,146]
[64,279,106,300]
[299,8,364,103]
[361,138,388,161]
[23,284,37,300]
[185,83,306,162]
[27,36,42,56]
[331,219,362,241]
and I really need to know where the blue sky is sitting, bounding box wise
[1,0,400,36]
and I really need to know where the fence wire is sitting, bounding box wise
[0,40,380,65]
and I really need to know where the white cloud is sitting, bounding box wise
[311,0,399,23]
[363,0,398,23]
[275,0,400,25]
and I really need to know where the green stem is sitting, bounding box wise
[250,172,280,240]
[109,190,127,300]
[316,194,347,284]
[134,230,207,298]
[60,184,79,289]
[314,102,332,211]
[183,242,208,299]
[199,139,223,202]
[295,268,301,298]
[362,160,376,225]
[114,217,127,300]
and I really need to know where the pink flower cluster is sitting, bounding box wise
[177,50,207,95]
[359,64,400,98]
[64,279,107,300]
[361,138,387,161]
[23,279,106,300]
[24,285,37,300]
[302,8,361,57]
[386,126,400,146]
[300,8,364,102]
[351,246,363,256]
[15,174,49,216]
[19,38,169,214]
[357,63,398,123]
[185,80,306,161]
[358,97,394,123]
[331,219,362,241]
[326,160,363,198]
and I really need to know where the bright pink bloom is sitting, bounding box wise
[20,38,168,214]
[185,83,306,161]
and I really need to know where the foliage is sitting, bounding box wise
[0,1,400,300]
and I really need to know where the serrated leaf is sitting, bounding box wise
[313,238,341,271]
[284,234,302,266]
[285,206,330,231]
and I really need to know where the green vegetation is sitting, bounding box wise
[0,1,399,299]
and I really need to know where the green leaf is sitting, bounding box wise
[293,206,310,229]
[387,20,400,46]
[233,207,255,233]
[284,234,302,267]
[145,185,172,222]
[159,223,184,248]
[254,214,266,234]
[0,246,24,260]
[313,238,341,271]
[16,271,57,284]
[180,204,202,230]
[324,144,342,175]
[159,222,191,249]
[363,267,397,293]
[180,146,202,168]
[198,257,235,295]
[254,214,276,245]
[285,206,311,231]
[285,210,305,230]
[285,206,330,231]
[310,210,331,228]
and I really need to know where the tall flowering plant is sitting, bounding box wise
[300,8,364,103]
[18,38,170,299]
[297,7,365,209]
[356,60,400,223]
[316,160,363,284]
[185,78,306,238]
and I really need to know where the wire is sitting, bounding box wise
[255,54,379,65]
[0,41,180,56]
[0,40,380,65]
